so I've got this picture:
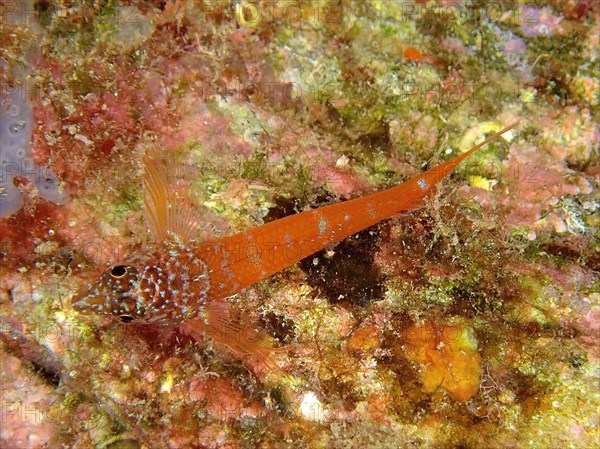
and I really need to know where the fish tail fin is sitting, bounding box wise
[457,122,517,162]
[388,122,517,216]
[432,122,517,180]
[409,122,517,197]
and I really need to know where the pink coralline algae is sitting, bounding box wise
[0,346,61,449]
[189,377,263,420]
[502,35,531,81]
[503,36,527,57]
[520,6,564,38]
[312,159,368,198]
[440,37,473,55]
[578,305,600,361]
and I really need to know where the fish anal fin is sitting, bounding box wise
[141,147,203,244]
[388,184,435,217]
[398,197,427,214]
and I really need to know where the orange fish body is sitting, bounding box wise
[72,123,516,374]
[200,123,516,300]
[403,46,425,62]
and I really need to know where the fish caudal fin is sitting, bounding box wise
[416,122,518,190]
[388,122,518,215]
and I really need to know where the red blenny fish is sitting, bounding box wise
[73,123,516,374]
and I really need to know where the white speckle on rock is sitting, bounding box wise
[74,134,92,145]
[336,155,349,167]
[299,391,327,423]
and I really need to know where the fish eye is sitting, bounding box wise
[119,314,134,323]
[111,265,127,278]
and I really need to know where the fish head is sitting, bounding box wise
[72,242,211,324]
[72,264,147,323]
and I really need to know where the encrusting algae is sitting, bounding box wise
[401,321,482,402]
[72,125,516,377]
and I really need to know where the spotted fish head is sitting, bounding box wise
[72,242,211,324]
[72,264,147,323]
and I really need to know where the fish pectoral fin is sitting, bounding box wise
[142,147,204,244]
[196,299,289,380]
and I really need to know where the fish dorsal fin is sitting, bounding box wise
[141,147,202,245]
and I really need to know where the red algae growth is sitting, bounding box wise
[1,2,599,449]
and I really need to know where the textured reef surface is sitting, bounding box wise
[1,1,598,448]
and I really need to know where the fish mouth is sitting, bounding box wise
[70,287,102,314]
[71,284,139,318]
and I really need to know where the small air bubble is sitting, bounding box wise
[7,104,20,117]
[9,120,26,133]
[42,178,56,190]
